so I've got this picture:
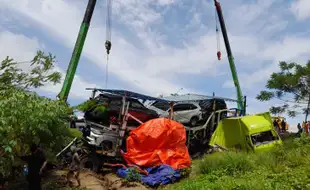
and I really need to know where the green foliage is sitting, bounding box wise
[256,61,310,117]
[197,152,255,176]
[165,135,310,190]
[68,128,83,138]
[0,50,61,89]
[74,99,109,124]
[73,99,97,112]
[0,86,74,176]
[125,168,141,182]
[0,51,74,178]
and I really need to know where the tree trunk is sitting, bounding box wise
[305,93,310,122]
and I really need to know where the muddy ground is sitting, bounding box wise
[43,169,152,190]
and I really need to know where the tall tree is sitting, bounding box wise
[256,61,310,119]
[0,50,61,90]
[0,51,74,179]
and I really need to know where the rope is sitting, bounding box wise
[214,1,221,60]
[106,0,112,42]
[215,9,220,53]
[105,0,112,88]
[105,56,109,88]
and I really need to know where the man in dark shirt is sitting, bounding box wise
[281,119,286,133]
[273,119,279,131]
[20,143,47,190]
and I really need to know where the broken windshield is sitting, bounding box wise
[250,130,279,146]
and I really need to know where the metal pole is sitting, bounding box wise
[214,0,243,109]
[58,0,97,101]
[243,96,247,116]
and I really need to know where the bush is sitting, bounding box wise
[0,51,74,179]
[165,135,310,190]
[0,87,74,177]
[198,151,254,176]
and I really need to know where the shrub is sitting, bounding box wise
[165,134,310,190]
[0,87,74,177]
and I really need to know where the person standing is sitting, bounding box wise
[305,121,309,135]
[273,119,280,133]
[297,123,302,136]
[66,146,81,187]
[20,143,47,190]
[168,102,175,120]
[281,119,286,133]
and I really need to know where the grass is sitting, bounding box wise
[165,134,310,190]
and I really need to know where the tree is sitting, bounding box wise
[0,51,74,179]
[0,50,61,90]
[256,61,310,119]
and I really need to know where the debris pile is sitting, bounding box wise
[115,118,191,187]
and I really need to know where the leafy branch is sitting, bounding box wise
[0,50,61,90]
[256,61,310,117]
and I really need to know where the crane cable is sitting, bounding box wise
[215,3,221,61]
[105,0,112,88]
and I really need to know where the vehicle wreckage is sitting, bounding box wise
[57,88,252,172]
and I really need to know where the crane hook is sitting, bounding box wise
[217,51,221,60]
[105,40,112,55]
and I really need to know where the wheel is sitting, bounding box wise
[81,154,100,173]
[190,117,198,126]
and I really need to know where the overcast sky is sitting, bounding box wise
[1,0,310,132]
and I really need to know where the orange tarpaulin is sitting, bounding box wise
[121,118,191,170]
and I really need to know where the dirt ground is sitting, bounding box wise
[45,169,151,190]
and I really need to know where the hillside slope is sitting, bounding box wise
[165,134,310,190]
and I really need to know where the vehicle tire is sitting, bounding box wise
[190,117,198,126]
[81,154,100,173]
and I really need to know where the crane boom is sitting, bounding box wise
[58,0,97,101]
[214,0,244,111]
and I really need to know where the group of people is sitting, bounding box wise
[20,143,81,190]
[297,121,310,135]
[273,118,287,133]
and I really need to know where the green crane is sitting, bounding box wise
[57,0,112,101]
[214,0,245,112]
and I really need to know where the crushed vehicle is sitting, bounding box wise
[158,102,204,126]
[57,89,249,171]
[69,110,85,130]
[147,97,227,126]
[209,112,283,152]
[84,92,159,126]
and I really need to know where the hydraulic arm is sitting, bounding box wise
[58,0,97,101]
[214,0,244,111]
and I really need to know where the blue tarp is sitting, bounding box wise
[116,164,181,187]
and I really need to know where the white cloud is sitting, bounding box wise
[39,66,98,99]
[0,30,94,99]
[290,0,310,20]
[1,0,310,128]
[223,35,310,89]
[0,0,219,95]
[0,31,39,61]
